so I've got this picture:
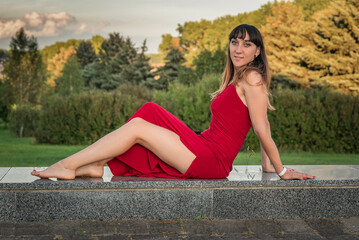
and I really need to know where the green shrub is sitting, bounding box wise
[154,74,220,133]
[35,75,358,153]
[9,104,40,137]
[244,88,359,153]
[35,84,152,145]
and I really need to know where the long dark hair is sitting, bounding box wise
[211,24,274,110]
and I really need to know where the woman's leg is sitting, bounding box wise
[74,158,111,178]
[31,117,196,179]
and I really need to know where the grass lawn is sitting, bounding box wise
[0,128,358,167]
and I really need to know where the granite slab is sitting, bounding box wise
[0,165,358,221]
[0,167,10,181]
[0,165,358,189]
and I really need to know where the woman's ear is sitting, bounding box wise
[256,47,260,57]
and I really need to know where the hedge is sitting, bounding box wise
[33,75,359,153]
[34,84,152,145]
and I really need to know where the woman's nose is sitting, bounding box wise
[235,44,243,53]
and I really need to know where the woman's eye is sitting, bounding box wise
[231,40,237,45]
[245,43,251,47]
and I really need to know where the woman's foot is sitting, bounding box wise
[31,161,76,179]
[75,161,105,178]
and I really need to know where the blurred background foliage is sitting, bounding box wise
[0,0,358,153]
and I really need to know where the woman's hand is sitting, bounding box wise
[280,170,315,180]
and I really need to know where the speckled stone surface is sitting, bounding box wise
[15,190,212,221]
[0,165,358,221]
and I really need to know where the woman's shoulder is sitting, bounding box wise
[243,70,264,87]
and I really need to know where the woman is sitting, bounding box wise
[32,24,314,181]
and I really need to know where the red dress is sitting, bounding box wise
[107,84,252,179]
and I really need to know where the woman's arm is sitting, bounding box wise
[260,119,275,172]
[243,72,314,180]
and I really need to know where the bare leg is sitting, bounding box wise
[75,159,110,178]
[31,117,196,179]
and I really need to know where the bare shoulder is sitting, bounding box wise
[244,71,263,86]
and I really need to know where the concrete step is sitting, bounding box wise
[0,165,358,222]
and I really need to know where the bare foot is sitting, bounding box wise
[75,161,105,178]
[31,161,76,179]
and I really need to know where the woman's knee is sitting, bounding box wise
[140,102,160,112]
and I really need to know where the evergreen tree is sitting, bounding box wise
[261,1,310,87]
[85,33,153,90]
[2,28,45,136]
[118,40,154,85]
[294,0,333,20]
[3,28,45,106]
[298,0,359,94]
[76,40,97,68]
[147,48,187,90]
[55,55,84,96]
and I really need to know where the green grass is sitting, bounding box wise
[0,128,358,167]
[233,151,358,165]
[0,128,86,167]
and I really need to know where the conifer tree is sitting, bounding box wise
[76,40,97,68]
[55,55,84,96]
[2,28,45,137]
[118,40,154,85]
[147,48,187,90]
[297,0,359,94]
[261,1,310,87]
[2,28,45,106]
[85,33,153,90]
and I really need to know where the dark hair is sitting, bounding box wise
[212,24,274,110]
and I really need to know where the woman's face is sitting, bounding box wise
[229,33,260,69]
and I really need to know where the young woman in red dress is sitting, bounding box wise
[31,24,314,181]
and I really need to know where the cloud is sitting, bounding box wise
[0,12,106,39]
[0,19,26,39]
[74,21,109,35]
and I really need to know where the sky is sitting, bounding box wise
[0,0,273,53]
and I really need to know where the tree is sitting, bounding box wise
[294,0,333,20]
[3,28,45,105]
[55,55,84,96]
[2,28,45,136]
[298,0,359,94]
[91,35,105,54]
[118,40,154,85]
[147,48,191,90]
[85,33,153,90]
[193,46,226,78]
[76,40,97,68]
[260,1,310,87]
[46,47,76,87]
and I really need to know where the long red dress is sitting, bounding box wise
[107,83,252,179]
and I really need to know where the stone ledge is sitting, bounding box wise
[0,165,358,222]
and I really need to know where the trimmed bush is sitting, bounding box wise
[35,75,358,153]
[154,74,220,133]
[244,88,359,153]
[35,84,152,144]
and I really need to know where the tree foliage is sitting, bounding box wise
[2,28,45,106]
[76,40,97,68]
[1,28,45,137]
[55,55,84,96]
[46,47,76,87]
[298,0,359,94]
[147,48,195,90]
[84,33,153,90]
